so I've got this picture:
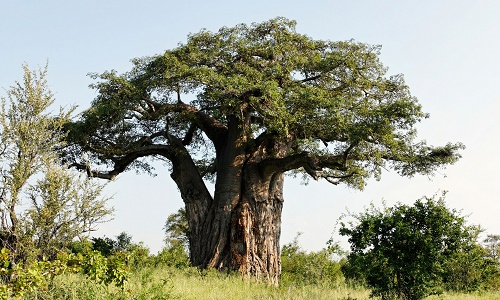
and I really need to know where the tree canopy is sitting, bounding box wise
[64,17,462,187]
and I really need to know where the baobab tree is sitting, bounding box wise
[63,18,463,284]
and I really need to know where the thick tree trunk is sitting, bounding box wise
[231,168,284,284]
[172,117,286,284]
[187,164,284,284]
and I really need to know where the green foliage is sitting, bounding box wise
[0,64,112,262]
[0,252,498,299]
[441,239,500,292]
[90,232,132,256]
[67,239,93,256]
[24,165,112,260]
[484,235,500,262]
[21,265,375,300]
[164,208,189,249]
[90,236,116,257]
[77,248,131,289]
[339,195,496,300]
[66,17,463,191]
[0,248,77,298]
[129,267,178,300]
[281,234,344,287]
[104,251,130,288]
[115,232,133,252]
[153,243,190,269]
[0,247,131,298]
[126,242,151,270]
[81,250,108,283]
[88,232,151,270]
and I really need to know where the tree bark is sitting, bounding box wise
[167,140,213,266]
[185,161,284,285]
[232,167,284,284]
[179,120,288,283]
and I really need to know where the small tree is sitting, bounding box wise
[484,234,500,262]
[441,241,499,292]
[0,65,112,261]
[339,195,482,300]
[483,235,500,289]
[23,165,112,260]
[164,208,189,249]
[115,232,133,252]
[90,236,116,257]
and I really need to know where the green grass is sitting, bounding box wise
[163,268,371,300]
[21,266,500,300]
[426,291,500,300]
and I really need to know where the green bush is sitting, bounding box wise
[74,249,131,288]
[154,243,190,269]
[83,233,152,270]
[280,234,344,287]
[68,239,93,256]
[127,242,151,270]
[0,248,81,299]
[442,243,500,292]
[90,237,116,257]
[339,195,499,300]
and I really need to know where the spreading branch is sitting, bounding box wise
[70,144,176,180]
[260,151,346,178]
[144,101,227,147]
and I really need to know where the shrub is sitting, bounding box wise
[154,243,190,269]
[280,234,344,287]
[90,237,116,257]
[339,195,495,300]
[442,243,500,292]
[0,248,82,298]
[127,242,151,270]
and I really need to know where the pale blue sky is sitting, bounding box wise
[1,1,499,253]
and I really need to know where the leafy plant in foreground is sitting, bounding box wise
[0,247,131,298]
[0,64,112,263]
[339,194,489,300]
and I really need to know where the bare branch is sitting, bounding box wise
[323,173,357,185]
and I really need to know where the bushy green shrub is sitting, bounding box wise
[127,242,151,270]
[280,234,344,287]
[61,249,131,289]
[68,239,93,255]
[154,243,190,269]
[339,195,499,300]
[442,243,500,292]
[90,237,116,257]
[0,246,133,299]
[81,232,152,270]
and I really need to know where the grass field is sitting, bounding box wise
[21,266,500,300]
